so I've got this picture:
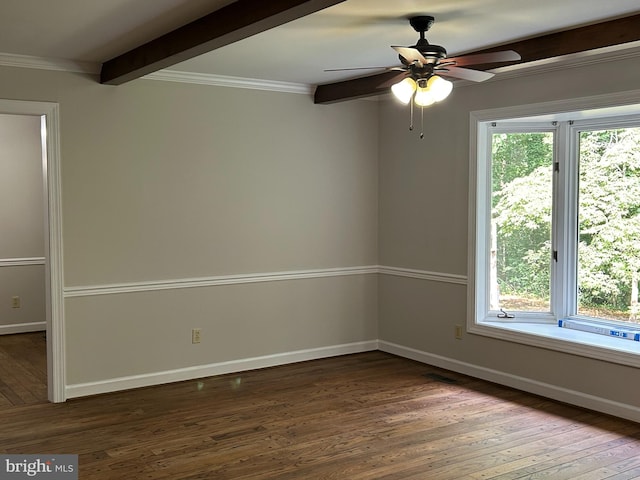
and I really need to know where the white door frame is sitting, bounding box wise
[1,99,65,402]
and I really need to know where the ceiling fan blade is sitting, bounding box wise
[391,46,428,65]
[443,50,521,66]
[377,71,407,88]
[438,66,495,82]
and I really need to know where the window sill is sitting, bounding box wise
[469,321,640,368]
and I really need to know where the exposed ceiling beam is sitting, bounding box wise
[313,71,405,104]
[314,13,640,104]
[100,0,346,85]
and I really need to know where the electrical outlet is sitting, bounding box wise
[11,296,21,308]
[192,328,201,344]
[454,325,463,340]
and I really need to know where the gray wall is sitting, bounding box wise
[1,52,638,414]
[0,114,46,331]
[378,57,640,410]
[0,66,379,385]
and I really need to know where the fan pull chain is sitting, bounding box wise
[420,105,424,139]
[409,101,414,131]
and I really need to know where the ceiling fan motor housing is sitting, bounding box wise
[399,15,448,66]
[409,16,434,33]
[415,40,447,61]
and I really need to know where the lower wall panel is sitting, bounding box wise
[0,264,46,330]
[379,341,640,424]
[67,340,378,398]
[378,274,640,422]
[64,274,378,388]
[63,268,640,423]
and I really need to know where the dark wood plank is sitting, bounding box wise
[100,0,346,85]
[0,351,639,479]
[314,13,640,104]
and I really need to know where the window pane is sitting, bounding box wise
[491,132,554,312]
[578,127,640,324]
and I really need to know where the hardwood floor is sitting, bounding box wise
[0,331,47,406]
[0,337,639,479]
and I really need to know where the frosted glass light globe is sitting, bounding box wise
[427,75,453,102]
[391,77,417,104]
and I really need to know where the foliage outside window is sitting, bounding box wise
[577,127,640,322]
[490,126,640,324]
[491,131,554,314]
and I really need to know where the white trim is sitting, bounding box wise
[379,266,467,285]
[469,322,640,368]
[64,265,466,297]
[66,340,378,399]
[379,341,640,424]
[0,52,99,75]
[144,70,313,95]
[0,257,46,267]
[0,322,46,335]
[42,104,66,403]
[0,100,66,403]
[64,265,380,297]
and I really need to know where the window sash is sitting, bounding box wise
[480,123,558,323]
[568,117,640,323]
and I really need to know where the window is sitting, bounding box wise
[469,95,640,367]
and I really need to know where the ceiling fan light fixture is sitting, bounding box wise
[376,16,518,138]
[391,77,417,104]
[426,75,453,102]
[414,85,435,107]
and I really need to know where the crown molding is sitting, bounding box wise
[472,41,640,86]
[143,70,313,95]
[0,52,313,94]
[0,52,100,74]
[4,42,639,96]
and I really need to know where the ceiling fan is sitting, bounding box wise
[328,15,521,137]
[391,16,520,82]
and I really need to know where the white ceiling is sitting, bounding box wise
[1,0,639,86]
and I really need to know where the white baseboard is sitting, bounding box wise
[65,340,379,399]
[0,322,46,335]
[64,338,640,423]
[379,341,640,424]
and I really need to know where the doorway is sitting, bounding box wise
[0,100,64,402]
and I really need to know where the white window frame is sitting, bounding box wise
[468,91,640,368]
[478,122,559,323]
